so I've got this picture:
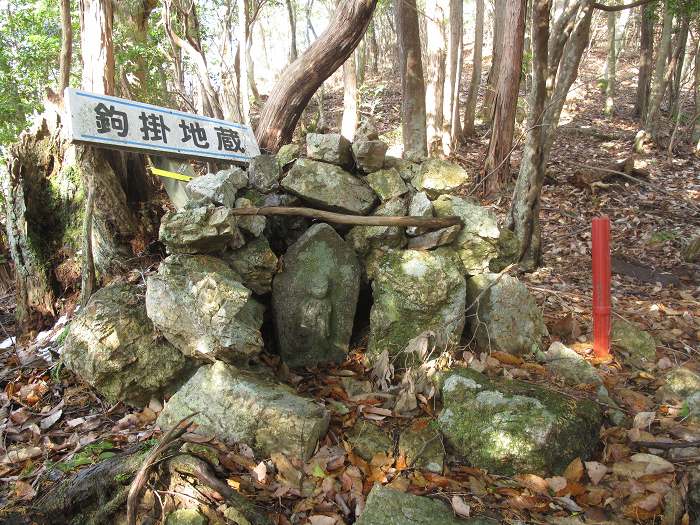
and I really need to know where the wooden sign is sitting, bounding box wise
[63,88,260,163]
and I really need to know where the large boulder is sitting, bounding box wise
[346,197,408,256]
[281,159,377,215]
[368,250,466,365]
[223,237,278,295]
[356,485,497,525]
[611,319,656,368]
[62,283,190,407]
[437,368,602,476]
[466,273,548,355]
[306,133,352,166]
[432,195,509,274]
[159,205,244,254]
[352,140,388,173]
[413,159,470,198]
[185,168,247,207]
[272,224,361,367]
[157,361,329,460]
[247,154,281,193]
[656,367,700,404]
[146,254,264,363]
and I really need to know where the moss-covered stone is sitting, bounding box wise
[437,368,602,476]
[657,367,700,404]
[611,319,656,368]
[165,508,207,525]
[63,283,191,407]
[352,140,388,173]
[413,159,470,198]
[466,273,548,355]
[368,250,466,366]
[432,195,505,275]
[346,197,408,256]
[223,237,278,295]
[356,485,497,525]
[399,426,444,473]
[366,168,408,202]
[159,205,244,254]
[276,143,300,168]
[347,421,393,461]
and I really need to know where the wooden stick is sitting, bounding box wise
[228,206,463,229]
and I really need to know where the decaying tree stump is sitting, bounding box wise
[2,109,159,334]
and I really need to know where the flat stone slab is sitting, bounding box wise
[306,133,352,166]
[159,205,244,254]
[157,361,329,460]
[281,159,377,215]
[413,159,470,198]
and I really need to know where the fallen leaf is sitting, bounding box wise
[585,461,608,485]
[14,480,36,501]
[491,351,523,366]
[253,461,267,483]
[563,457,584,482]
[516,473,549,495]
[546,476,567,492]
[633,411,655,429]
[40,409,62,430]
[451,495,470,518]
[308,515,337,525]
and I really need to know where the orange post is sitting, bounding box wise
[592,216,611,357]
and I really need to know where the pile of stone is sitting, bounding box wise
[61,122,598,492]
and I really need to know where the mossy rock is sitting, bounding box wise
[611,319,656,368]
[347,421,392,461]
[399,425,444,473]
[165,509,207,525]
[656,367,700,404]
[413,159,470,198]
[437,368,602,476]
[356,485,497,525]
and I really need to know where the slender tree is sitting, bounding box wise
[482,0,527,193]
[395,0,428,159]
[59,0,72,94]
[286,0,298,62]
[462,0,484,137]
[634,3,653,118]
[425,0,447,150]
[482,0,506,121]
[441,0,463,154]
[341,51,358,140]
[604,10,615,115]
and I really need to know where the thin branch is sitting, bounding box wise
[592,0,654,11]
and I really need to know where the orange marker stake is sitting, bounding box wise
[592,216,611,357]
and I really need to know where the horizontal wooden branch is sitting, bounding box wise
[229,206,463,229]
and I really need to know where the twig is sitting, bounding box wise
[632,440,700,450]
[126,413,197,525]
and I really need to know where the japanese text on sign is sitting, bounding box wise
[64,88,260,163]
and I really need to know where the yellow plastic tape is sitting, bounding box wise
[149,166,193,182]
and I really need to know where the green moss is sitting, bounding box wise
[438,369,601,476]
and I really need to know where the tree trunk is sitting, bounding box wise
[239,0,251,124]
[638,0,672,147]
[286,0,299,62]
[482,0,527,194]
[669,17,689,119]
[509,0,550,270]
[369,21,379,72]
[114,0,157,101]
[395,0,428,160]
[246,24,261,103]
[79,0,114,95]
[441,0,463,154]
[59,0,72,94]
[341,51,358,140]
[604,10,615,116]
[693,36,700,148]
[482,0,506,121]
[254,0,378,152]
[425,0,447,151]
[634,3,653,118]
[462,0,484,137]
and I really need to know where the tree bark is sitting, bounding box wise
[286,0,299,62]
[637,0,672,146]
[59,0,72,94]
[441,0,463,154]
[483,0,506,121]
[634,3,653,118]
[669,16,689,119]
[341,51,358,140]
[694,36,700,148]
[79,0,114,95]
[462,0,484,137]
[395,0,428,160]
[425,0,447,151]
[509,0,550,270]
[482,0,527,194]
[239,0,251,124]
[604,10,615,116]
[254,0,378,152]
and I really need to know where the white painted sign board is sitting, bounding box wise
[63,88,260,163]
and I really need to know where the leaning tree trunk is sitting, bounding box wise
[255,0,378,152]
[395,0,428,160]
[59,0,72,93]
[509,0,550,270]
[462,0,484,137]
[634,3,653,118]
[482,0,527,194]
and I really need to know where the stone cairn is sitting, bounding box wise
[61,121,604,504]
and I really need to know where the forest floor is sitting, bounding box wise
[0,45,699,524]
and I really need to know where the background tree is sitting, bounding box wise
[462,0,484,137]
[425,0,447,151]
